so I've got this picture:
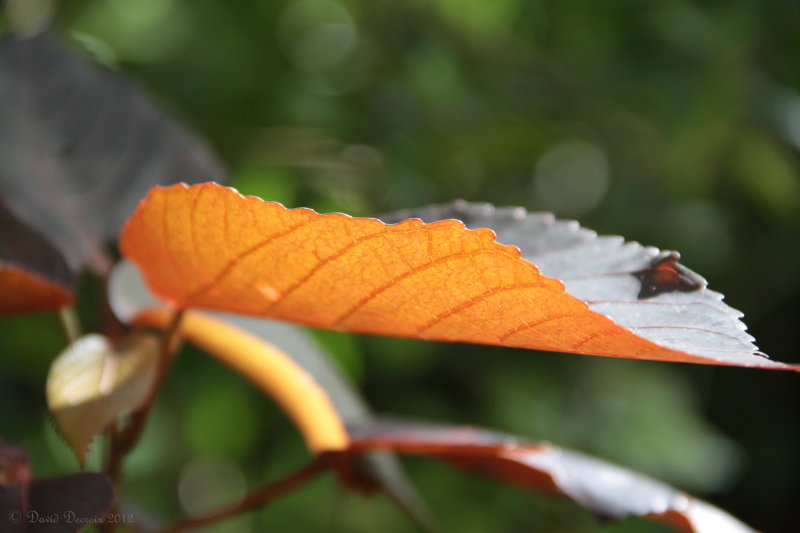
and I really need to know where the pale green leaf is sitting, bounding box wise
[46,333,159,463]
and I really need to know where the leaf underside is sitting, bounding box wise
[383,201,780,369]
[121,183,793,369]
[344,420,757,533]
[0,32,226,272]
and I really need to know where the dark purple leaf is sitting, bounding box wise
[0,32,226,273]
[1,442,114,533]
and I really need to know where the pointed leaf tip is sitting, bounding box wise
[383,200,795,371]
[0,265,73,316]
[0,200,73,316]
[344,420,758,533]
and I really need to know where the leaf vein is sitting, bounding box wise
[186,215,316,299]
[416,283,544,336]
[498,313,577,343]
[331,249,515,328]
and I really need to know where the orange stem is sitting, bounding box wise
[133,309,348,453]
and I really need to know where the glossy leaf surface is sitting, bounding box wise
[47,333,159,463]
[345,421,756,533]
[0,32,225,272]
[122,183,791,369]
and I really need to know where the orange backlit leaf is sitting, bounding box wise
[342,421,757,533]
[120,183,792,369]
[0,266,72,316]
[1,200,73,316]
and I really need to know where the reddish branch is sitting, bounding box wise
[156,457,328,533]
[102,310,185,533]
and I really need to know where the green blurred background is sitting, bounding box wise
[2,0,799,532]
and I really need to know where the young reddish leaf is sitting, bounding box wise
[0,200,73,315]
[343,421,757,533]
[47,333,159,464]
[1,441,115,532]
[108,259,434,529]
[0,32,226,272]
[121,183,794,369]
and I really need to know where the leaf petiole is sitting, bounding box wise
[106,310,184,488]
[57,306,82,344]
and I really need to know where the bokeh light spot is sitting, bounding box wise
[279,0,358,71]
[532,138,609,217]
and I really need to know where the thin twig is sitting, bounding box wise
[156,457,329,533]
[57,306,82,344]
[107,310,185,486]
[100,272,125,344]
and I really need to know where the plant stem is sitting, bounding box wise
[100,272,125,344]
[57,306,81,344]
[156,457,328,533]
[106,310,184,488]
